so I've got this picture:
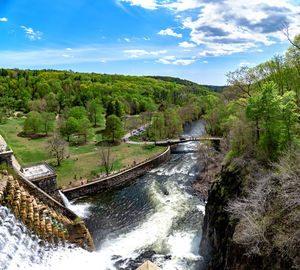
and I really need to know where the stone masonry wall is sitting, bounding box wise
[63,146,171,200]
[0,169,94,250]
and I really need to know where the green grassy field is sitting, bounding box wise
[0,118,165,188]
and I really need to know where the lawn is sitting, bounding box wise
[0,118,166,188]
[0,118,49,166]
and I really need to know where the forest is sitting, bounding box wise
[0,69,217,187]
[0,68,214,141]
[202,34,300,269]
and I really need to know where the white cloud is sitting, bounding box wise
[157,58,171,64]
[124,49,167,58]
[62,54,74,58]
[66,48,72,51]
[173,59,195,65]
[167,0,203,11]
[124,38,131,42]
[120,0,300,57]
[203,60,208,63]
[0,17,8,22]
[21,26,43,40]
[158,28,182,38]
[120,0,158,9]
[120,0,203,11]
[157,56,195,65]
[164,55,176,60]
[179,41,196,48]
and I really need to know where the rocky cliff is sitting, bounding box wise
[199,157,299,270]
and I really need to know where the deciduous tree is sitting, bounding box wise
[103,114,125,142]
[47,134,68,166]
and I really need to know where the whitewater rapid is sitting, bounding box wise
[0,120,206,270]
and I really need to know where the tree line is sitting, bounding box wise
[204,34,300,161]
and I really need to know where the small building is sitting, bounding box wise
[0,135,13,167]
[22,162,57,194]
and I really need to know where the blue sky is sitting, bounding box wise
[0,0,300,85]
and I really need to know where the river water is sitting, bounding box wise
[0,120,206,270]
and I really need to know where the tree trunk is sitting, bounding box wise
[256,120,260,143]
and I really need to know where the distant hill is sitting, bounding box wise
[202,85,226,93]
[147,76,225,93]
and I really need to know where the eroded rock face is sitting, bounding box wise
[0,170,94,250]
[199,159,296,270]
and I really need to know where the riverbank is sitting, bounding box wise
[0,118,166,188]
[62,146,171,200]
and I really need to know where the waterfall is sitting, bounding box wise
[59,190,71,208]
[0,119,207,270]
[59,190,91,218]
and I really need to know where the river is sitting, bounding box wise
[0,120,206,270]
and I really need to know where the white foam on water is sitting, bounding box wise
[95,179,192,260]
[166,232,202,260]
[59,190,91,218]
[1,120,207,270]
[196,204,206,214]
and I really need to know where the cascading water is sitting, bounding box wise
[0,120,207,270]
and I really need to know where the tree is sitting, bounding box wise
[29,99,47,113]
[131,98,140,115]
[226,66,258,98]
[0,108,6,124]
[68,106,87,120]
[24,111,43,135]
[99,143,114,176]
[280,91,299,145]
[246,82,282,160]
[115,99,125,117]
[60,116,79,141]
[87,99,104,127]
[78,117,91,143]
[45,92,59,112]
[164,108,182,138]
[151,112,165,139]
[41,112,55,136]
[103,114,125,142]
[47,134,68,166]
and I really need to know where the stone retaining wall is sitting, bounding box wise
[17,172,77,220]
[63,146,171,200]
[0,170,94,250]
[0,151,13,167]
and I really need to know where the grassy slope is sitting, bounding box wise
[0,118,165,188]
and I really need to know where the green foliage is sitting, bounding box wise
[68,106,87,120]
[103,114,125,142]
[164,108,182,138]
[246,82,298,160]
[87,99,105,127]
[142,144,156,150]
[41,112,55,136]
[151,112,165,139]
[23,111,43,135]
[78,117,91,142]
[60,116,79,141]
